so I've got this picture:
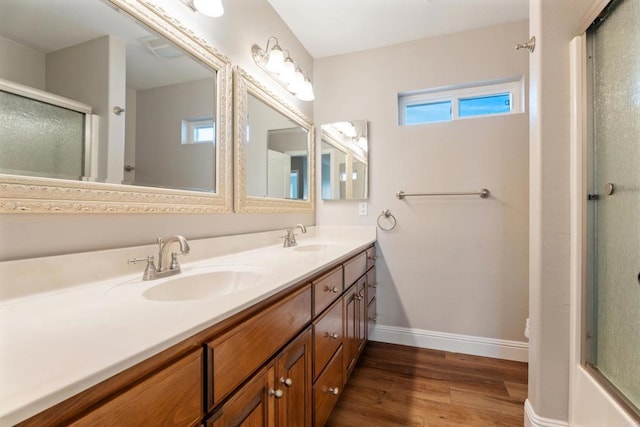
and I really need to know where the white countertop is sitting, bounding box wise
[0,226,376,426]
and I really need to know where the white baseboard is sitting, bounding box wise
[525,399,569,427]
[369,324,528,362]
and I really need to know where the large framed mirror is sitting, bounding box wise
[320,120,368,200]
[0,0,233,213]
[234,68,315,214]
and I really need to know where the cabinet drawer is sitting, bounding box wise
[70,351,202,427]
[313,298,343,380]
[344,251,366,288]
[366,266,376,305]
[206,284,312,410]
[312,266,343,316]
[313,346,343,427]
[366,246,376,270]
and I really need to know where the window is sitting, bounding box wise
[398,77,523,126]
[181,118,215,144]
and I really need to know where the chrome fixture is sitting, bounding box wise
[396,189,491,199]
[128,235,190,280]
[252,37,315,101]
[282,224,307,247]
[377,209,397,232]
[515,36,536,53]
[181,0,224,17]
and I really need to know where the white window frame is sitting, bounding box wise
[398,77,524,126]
[181,118,215,144]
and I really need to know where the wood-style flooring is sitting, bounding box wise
[327,341,528,427]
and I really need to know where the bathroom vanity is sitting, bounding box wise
[0,227,376,426]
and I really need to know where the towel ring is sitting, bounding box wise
[377,209,397,231]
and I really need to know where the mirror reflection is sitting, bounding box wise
[246,94,309,200]
[320,120,368,200]
[0,0,218,193]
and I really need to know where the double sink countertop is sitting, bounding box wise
[0,226,376,426]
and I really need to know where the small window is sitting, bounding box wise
[405,101,452,124]
[398,77,523,126]
[182,118,215,144]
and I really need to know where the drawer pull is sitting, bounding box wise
[355,294,362,301]
[368,283,377,289]
[367,255,377,261]
[269,388,284,399]
[368,316,377,322]
[325,332,339,340]
[280,377,293,387]
[324,285,339,293]
[326,387,340,395]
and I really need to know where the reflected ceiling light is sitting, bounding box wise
[181,0,224,18]
[252,37,315,101]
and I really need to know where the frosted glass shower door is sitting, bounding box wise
[587,0,640,413]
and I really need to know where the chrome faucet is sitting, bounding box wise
[128,235,190,280]
[282,224,307,247]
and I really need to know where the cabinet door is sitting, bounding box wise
[356,277,367,354]
[275,328,312,427]
[208,364,276,427]
[313,346,343,427]
[343,284,357,380]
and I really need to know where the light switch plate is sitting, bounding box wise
[358,202,368,216]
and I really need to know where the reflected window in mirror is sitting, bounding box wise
[320,120,368,200]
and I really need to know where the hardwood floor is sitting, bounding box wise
[327,341,528,426]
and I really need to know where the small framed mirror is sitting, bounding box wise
[320,120,368,200]
[0,0,233,213]
[234,68,315,214]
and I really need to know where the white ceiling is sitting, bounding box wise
[267,0,529,58]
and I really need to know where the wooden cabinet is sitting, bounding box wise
[70,350,202,427]
[312,266,343,316]
[313,347,343,427]
[275,328,312,427]
[313,298,343,380]
[205,285,311,410]
[207,364,276,427]
[343,276,366,381]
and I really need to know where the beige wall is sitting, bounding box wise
[0,35,45,90]
[0,0,314,261]
[315,21,530,343]
[527,0,599,422]
[135,78,216,191]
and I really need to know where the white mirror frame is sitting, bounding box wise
[233,67,315,214]
[0,0,233,214]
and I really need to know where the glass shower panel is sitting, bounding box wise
[0,90,85,180]
[588,0,640,411]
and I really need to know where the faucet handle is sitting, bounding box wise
[169,252,183,271]
[128,256,158,281]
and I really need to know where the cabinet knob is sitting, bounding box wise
[324,285,339,293]
[369,283,377,289]
[269,388,284,399]
[355,294,362,301]
[327,387,339,396]
[280,377,293,387]
[369,316,377,322]
[367,255,377,261]
[326,332,339,339]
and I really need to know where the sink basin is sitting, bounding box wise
[108,266,265,302]
[293,244,335,252]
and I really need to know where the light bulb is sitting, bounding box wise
[278,58,295,83]
[193,0,224,17]
[296,78,315,101]
[266,46,285,73]
[287,69,304,93]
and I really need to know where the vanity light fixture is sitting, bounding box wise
[181,0,224,17]
[252,37,315,101]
